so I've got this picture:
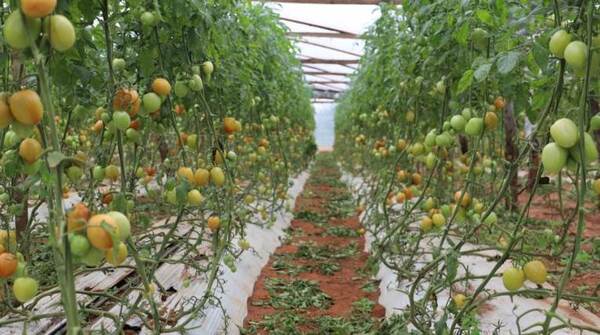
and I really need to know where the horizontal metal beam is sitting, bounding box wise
[297,39,363,57]
[287,32,362,39]
[301,58,359,65]
[304,71,352,76]
[268,0,400,4]
[281,17,357,36]
[309,80,350,85]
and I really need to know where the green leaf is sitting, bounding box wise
[497,51,520,74]
[476,9,493,26]
[456,69,474,94]
[453,22,470,46]
[532,42,549,70]
[47,151,67,168]
[474,63,492,82]
[446,251,458,284]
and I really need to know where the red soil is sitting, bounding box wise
[243,169,384,333]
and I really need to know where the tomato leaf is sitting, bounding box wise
[47,151,67,168]
[456,69,474,94]
[476,9,494,26]
[474,63,492,82]
[446,251,458,284]
[496,51,520,74]
[453,22,470,46]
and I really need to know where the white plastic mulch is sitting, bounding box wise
[341,172,600,335]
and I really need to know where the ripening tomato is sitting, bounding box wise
[207,216,220,232]
[12,277,38,303]
[151,78,171,96]
[420,216,433,232]
[107,211,130,242]
[431,213,446,227]
[105,165,120,181]
[177,167,195,184]
[0,95,14,128]
[592,178,600,194]
[86,214,120,250]
[18,138,42,164]
[105,242,128,266]
[502,266,525,291]
[453,294,466,309]
[45,15,76,52]
[224,117,238,134]
[9,90,44,126]
[523,260,547,284]
[21,0,56,18]
[484,111,498,130]
[210,167,225,187]
[0,253,18,278]
[494,97,506,110]
[187,189,204,206]
[113,88,141,116]
[454,191,471,207]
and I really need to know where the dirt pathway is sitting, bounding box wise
[243,153,384,334]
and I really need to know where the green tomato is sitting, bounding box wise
[3,11,41,50]
[568,132,598,164]
[112,58,126,71]
[202,61,214,76]
[550,118,579,148]
[461,108,472,121]
[471,28,488,50]
[542,142,567,174]
[125,128,140,143]
[564,41,588,69]
[66,166,83,182]
[189,74,203,91]
[174,81,189,98]
[92,166,105,181]
[590,115,600,131]
[81,247,104,267]
[12,277,38,303]
[69,234,91,257]
[11,122,34,139]
[4,130,19,147]
[143,92,161,113]
[464,118,484,136]
[450,115,466,132]
[549,30,572,58]
[113,111,131,131]
[140,12,156,27]
[23,160,42,175]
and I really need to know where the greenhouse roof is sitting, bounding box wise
[259,1,393,101]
